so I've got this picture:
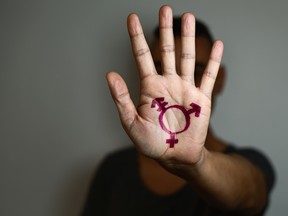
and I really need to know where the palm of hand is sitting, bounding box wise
[133,75,211,162]
[106,6,223,166]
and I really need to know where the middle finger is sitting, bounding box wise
[159,6,176,76]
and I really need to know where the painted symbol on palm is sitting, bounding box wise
[151,97,201,148]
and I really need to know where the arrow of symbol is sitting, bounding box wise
[188,103,201,117]
[151,97,168,112]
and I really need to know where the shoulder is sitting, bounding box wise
[88,146,138,188]
[96,146,137,175]
[102,146,137,165]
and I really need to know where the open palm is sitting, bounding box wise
[106,6,224,166]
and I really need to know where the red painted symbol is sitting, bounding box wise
[151,97,201,148]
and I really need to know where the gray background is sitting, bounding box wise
[0,0,287,215]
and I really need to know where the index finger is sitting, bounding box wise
[127,14,157,79]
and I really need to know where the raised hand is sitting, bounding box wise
[106,6,224,167]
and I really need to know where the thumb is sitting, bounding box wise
[106,71,137,130]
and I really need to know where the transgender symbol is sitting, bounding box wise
[151,97,201,148]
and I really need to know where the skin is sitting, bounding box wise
[106,5,267,215]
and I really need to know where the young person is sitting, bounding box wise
[82,6,275,216]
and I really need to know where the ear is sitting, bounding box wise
[214,65,226,95]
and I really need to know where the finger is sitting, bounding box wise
[180,13,196,83]
[127,14,157,79]
[106,71,137,129]
[200,40,224,98]
[159,6,176,75]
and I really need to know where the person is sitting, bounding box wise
[82,5,275,216]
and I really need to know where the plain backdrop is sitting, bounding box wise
[0,0,287,215]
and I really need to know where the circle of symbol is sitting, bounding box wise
[159,105,191,135]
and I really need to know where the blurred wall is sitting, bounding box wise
[0,0,287,215]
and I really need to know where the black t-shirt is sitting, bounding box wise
[81,146,275,216]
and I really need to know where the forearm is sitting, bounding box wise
[160,148,267,215]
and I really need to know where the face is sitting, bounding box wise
[151,36,224,95]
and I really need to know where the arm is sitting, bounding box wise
[161,148,268,215]
[106,5,269,215]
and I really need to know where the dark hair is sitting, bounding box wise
[153,16,214,45]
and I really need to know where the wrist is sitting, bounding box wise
[157,147,210,180]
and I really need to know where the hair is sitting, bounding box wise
[153,16,214,45]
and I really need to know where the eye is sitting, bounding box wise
[154,61,162,74]
[194,70,203,80]
[194,63,205,80]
